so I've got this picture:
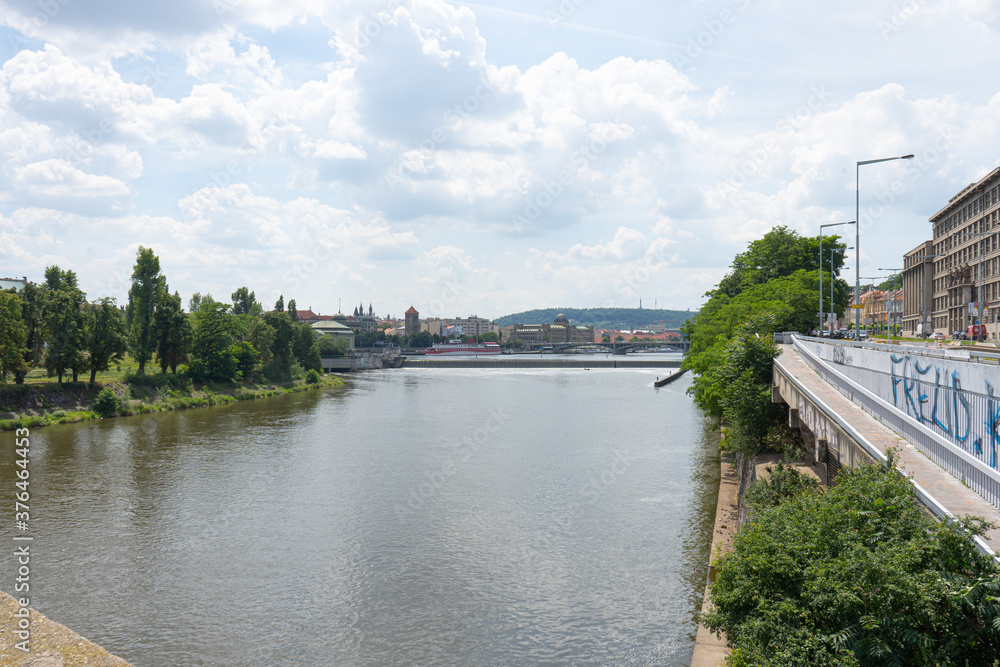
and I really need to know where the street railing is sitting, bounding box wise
[792,335,1000,511]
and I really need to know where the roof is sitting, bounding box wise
[405,306,419,314]
[312,320,354,334]
[0,277,27,291]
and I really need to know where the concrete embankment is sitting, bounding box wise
[690,453,736,666]
[402,357,682,369]
[0,592,132,666]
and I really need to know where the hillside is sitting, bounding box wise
[494,307,693,330]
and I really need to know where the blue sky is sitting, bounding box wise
[1,0,998,319]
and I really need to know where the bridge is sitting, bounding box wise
[771,334,1000,556]
[547,340,689,354]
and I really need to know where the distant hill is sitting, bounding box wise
[494,308,694,330]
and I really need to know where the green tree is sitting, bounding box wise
[85,298,129,384]
[13,282,45,384]
[704,455,1000,665]
[154,289,193,374]
[189,292,214,313]
[188,301,239,383]
[231,287,262,316]
[262,310,295,382]
[712,226,846,299]
[240,315,275,371]
[274,295,284,313]
[878,273,902,291]
[0,291,28,383]
[43,266,87,383]
[292,324,321,372]
[717,314,783,456]
[287,299,298,322]
[127,246,164,374]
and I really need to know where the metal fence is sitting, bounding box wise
[792,336,1000,510]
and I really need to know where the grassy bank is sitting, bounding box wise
[0,369,346,432]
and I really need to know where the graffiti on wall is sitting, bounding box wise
[890,354,997,469]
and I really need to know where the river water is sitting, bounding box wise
[4,364,718,666]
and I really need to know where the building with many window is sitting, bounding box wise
[902,241,936,336]
[923,167,1000,337]
[510,314,594,346]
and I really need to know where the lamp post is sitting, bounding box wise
[830,246,852,335]
[878,267,903,341]
[855,154,915,340]
[819,221,856,336]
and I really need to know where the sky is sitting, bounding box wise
[0,0,998,320]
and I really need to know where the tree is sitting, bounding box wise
[287,299,298,322]
[717,314,783,456]
[127,246,164,374]
[231,287,262,316]
[878,273,902,291]
[13,282,45,384]
[292,324,321,372]
[712,226,846,299]
[86,298,128,384]
[274,295,284,313]
[189,292,214,313]
[154,289,193,373]
[262,310,295,381]
[43,266,86,383]
[704,454,1000,664]
[0,291,27,383]
[188,302,240,383]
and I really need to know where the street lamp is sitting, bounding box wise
[855,154,915,340]
[829,246,852,335]
[878,267,903,341]
[819,221,855,335]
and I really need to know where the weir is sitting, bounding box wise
[402,357,682,369]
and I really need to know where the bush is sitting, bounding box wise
[305,369,321,385]
[704,454,1000,664]
[92,388,120,418]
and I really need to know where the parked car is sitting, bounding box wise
[953,331,966,340]
[859,330,869,340]
[931,332,945,342]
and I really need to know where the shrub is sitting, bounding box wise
[92,388,120,418]
[305,369,321,385]
[704,454,1000,664]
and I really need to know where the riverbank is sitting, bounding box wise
[0,592,132,666]
[690,452,736,666]
[0,375,345,432]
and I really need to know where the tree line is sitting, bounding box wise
[0,247,330,386]
[680,226,1000,662]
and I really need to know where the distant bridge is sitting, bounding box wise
[547,340,689,354]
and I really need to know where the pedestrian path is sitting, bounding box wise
[779,344,1000,551]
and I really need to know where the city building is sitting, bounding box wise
[311,318,355,349]
[404,306,420,336]
[420,318,443,336]
[346,303,379,334]
[511,314,594,346]
[923,167,1000,337]
[902,241,935,336]
[442,316,497,337]
[0,276,27,291]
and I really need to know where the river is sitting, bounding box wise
[4,364,718,666]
